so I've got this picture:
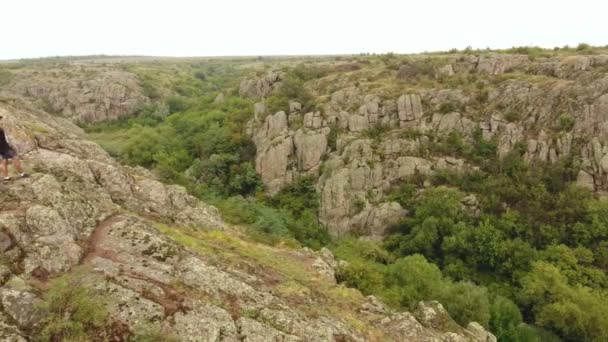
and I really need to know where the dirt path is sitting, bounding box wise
[81,214,125,264]
[80,214,187,318]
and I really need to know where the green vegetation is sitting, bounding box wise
[84,63,331,250]
[37,272,110,341]
[0,68,13,89]
[559,114,575,131]
[504,111,522,123]
[36,271,175,342]
[80,54,608,341]
[265,64,327,114]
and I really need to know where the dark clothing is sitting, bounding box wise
[0,129,16,159]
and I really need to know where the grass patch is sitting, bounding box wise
[153,223,387,339]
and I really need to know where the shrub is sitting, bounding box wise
[193,70,206,80]
[520,261,608,341]
[267,176,330,248]
[327,128,338,151]
[440,281,491,328]
[129,325,177,342]
[504,111,521,122]
[165,95,191,114]
[516,324,563,342]
[287,210,330,250]
[266,95,289,115]
[252,206,291,238]
[269,176,319,216]
[121,125,164,167]
[382,254,445,308]
[291,63,330,81]
[351,196,366,214]
[336,259,384,295]
[558,114,575,131]
[439,102,456,114]
[400,128,425,140]
[577,43,591,51]
[332,237,394,265]
[38,272,109,341]
[215,196,260,225]
[386,182,417,209]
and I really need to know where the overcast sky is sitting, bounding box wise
[1,0,606,60]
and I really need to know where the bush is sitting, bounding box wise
[336,259,384,295]
[291,63,330,81]
[215,195,262,225]
[267,176,330,248]
[504,111,521,122]
[193,70,206,81]
[520,261,608,341]
[382,254,445,309]
[251,205,288,235]
[266,95,289,115]
[440,281,491,328]
[439,102,457,114]
[129,325,176,342]
[166,95,191,114]
[363,124,390,141]
[386,182,417,209]
[269,176,319,216]
[577,43,591,51]
[332,237,394,264]
[38,272,109,341]
[351,196,366,214]
[558,114,575,131]
[121,126,165,167]
[327,128,338,151]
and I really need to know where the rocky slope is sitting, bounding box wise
[0,99,492,340]
[0,62,149,123]
[245,53,608,237]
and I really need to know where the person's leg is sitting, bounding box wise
[1,159,8,179]
[11,158,23,175]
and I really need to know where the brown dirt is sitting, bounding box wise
[118,271,187,318]
[81,214,125,264]
[80,214,187,319]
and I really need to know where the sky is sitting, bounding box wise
[1,0,607,60]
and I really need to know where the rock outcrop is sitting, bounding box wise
[243,52,608,237]
[247,87,472,236]
[2,65,149,123]
[0,100,485,341]
[239,71,283,99]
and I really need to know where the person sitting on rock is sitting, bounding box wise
[0,116,27,180]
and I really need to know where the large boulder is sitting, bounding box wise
[294,130,328,172]
[239,71,283,98]
[397,94,424,122]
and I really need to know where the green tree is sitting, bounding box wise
[489,295,522,341]
[440,281,490,328]
[520,261,608,341]
[382,254,445,309]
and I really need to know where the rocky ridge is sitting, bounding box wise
[245,53,608,236]
[0,99,492,340]
[0,64,149,123]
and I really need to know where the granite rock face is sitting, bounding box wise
[2,66,149,123]
[245,52,608,236]
[239,71,284,99]
[0,100,485,341]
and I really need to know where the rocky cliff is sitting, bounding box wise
[245,53,608,237]
[0,63,149,123]
[0,98,491,340]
